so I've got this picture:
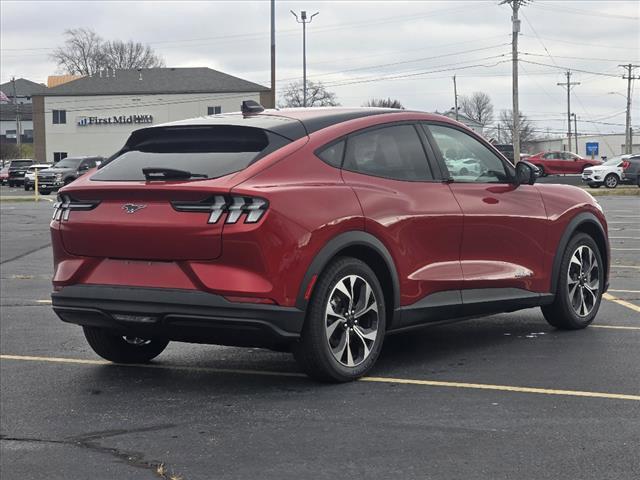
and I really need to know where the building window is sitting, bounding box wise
[207,106,222,115]
[53,110,67,124]
[6,129,16,139]
[53,152,68,163]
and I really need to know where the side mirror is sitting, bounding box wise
[515,161,537,186]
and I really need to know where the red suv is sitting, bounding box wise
[50,105,609,382]
[527,151,601,175]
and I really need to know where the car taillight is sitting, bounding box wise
[52,194,101,221]
[171,195,268,224]
[621,161,630,170]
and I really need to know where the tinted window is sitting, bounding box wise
[317,140,345,168]
[427,124,508,183]
[53,110,66,124]
[93,125,289,181]
[53,152,68,163]
[343,125,432,181]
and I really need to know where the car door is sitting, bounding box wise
[543,151,563,174]
[339,123,464,325]
[422,122,549,306]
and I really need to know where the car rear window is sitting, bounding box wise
[92,125,290,181]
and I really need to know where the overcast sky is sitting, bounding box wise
[1,0,638,137]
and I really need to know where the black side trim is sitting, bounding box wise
[52,285,304,349]
[392,288,554,331]
[295,231,401,312]
[550,212,609,294]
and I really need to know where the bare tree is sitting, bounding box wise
[459,91,494,128]
[51,28,165,75]
[51,28,106,75]
[496,110,537,147]
[363,98,404,109]
[103,40,165,70]
[279,81,340,108]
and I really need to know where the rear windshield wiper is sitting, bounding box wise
[142,167,208,180]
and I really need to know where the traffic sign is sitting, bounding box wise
[586,142,599,157]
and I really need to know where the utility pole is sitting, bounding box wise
[500,0,529,163]
[452,75,459,121]
[269,0,276,108]
[557,71,580,152]
[291,10,319,107]
[572,113,578,154]
[620,64,639,154]
[11,77,21,148]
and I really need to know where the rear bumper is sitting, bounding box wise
[52,285,304,349]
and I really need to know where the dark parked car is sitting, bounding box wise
[37,156,101,194]
[622,154,640,186]
[50,105,609,382]
[7,159,35,187]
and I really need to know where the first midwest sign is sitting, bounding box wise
[77,114,153,126]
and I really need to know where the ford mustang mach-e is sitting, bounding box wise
[50,104,609,381]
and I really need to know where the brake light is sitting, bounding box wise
[622,161,630,170]
[52,195,101,221]
[171,195,268,224]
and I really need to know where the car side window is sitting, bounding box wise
[343,124,432,181]
[543,152,555,160]
[426,124,509,183]
[316,140,345,168]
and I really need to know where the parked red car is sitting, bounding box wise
[0,166,8,185]
[527,151,602,175]
[50,105,609,382]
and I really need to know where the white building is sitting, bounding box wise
[33,68,270,163]
[527,133,638,159]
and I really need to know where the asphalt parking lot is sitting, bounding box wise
[1,185,638,480]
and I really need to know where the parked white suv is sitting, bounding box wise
[24,164,52,191]
[582,155,631,188]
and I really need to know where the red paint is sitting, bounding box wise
[528,151,602,175]
[51,110,608,314]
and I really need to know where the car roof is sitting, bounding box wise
[138,107,453,142]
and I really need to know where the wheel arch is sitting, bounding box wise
[551,212,609,294]
[296,231,400,326]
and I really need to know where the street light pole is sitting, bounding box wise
[291,10,319,107]
[270,0,276,108]
[452,75,459,121]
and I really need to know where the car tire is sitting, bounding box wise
[541,233,603,330]
[604,173,618,188]
[293,257,387,382]
[8,181,14,188]
[39,189,51,195]
[83,326,169,363]
[588,184,600,189]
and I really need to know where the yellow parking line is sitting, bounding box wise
[1,354,639,401]
[36,300,52,304]
[603,293,640,313]
[609,289,640,294]
[611,265,640,270]
[592,325,640,331]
